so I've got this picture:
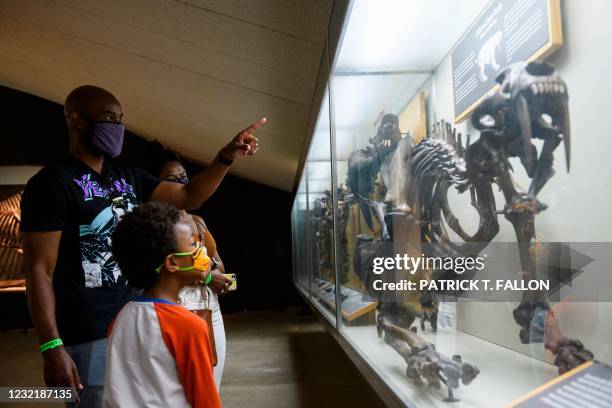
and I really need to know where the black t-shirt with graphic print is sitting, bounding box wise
[20,154,161,346]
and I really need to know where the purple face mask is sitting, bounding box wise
[78,111,125,158]
[90,122,125,158]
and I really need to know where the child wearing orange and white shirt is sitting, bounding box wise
[104,202,221,408]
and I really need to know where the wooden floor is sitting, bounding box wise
[0,310,381,407]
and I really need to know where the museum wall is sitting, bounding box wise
[0,167,41,185]
[410,0,612,363]
[0,85,300,317]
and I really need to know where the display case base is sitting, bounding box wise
[342,324,559,407]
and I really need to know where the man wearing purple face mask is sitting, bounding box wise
[20,85,265,407]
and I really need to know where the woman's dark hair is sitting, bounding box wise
[112,202,180,289]
[144,140,185,177]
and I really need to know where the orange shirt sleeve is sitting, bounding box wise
[155,303,221,408]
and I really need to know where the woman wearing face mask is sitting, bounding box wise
[144,141,232,390]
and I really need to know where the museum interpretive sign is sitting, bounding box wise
[509,361,612,407]
[398,91,427,143]
[312,279,377,321]
[451,0,563,123]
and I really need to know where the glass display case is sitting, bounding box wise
[292,0,612,406]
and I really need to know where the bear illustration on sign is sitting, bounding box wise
[477,30,503,81]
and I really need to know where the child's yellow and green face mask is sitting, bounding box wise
[156,243,211,273]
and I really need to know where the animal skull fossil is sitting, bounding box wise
[472,61,571,175]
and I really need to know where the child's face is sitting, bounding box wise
[174,221,196,253]
[172,221,208,283]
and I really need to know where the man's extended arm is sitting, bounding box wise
[23,231,82,390]
[150,117,265,209]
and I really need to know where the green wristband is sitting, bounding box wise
[205,272,213,285]
[39,338,63,353]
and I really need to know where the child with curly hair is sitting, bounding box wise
[104,201,221,407]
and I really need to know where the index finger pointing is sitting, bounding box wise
[242,117,267,134]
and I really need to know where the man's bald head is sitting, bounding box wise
[64,85,123,123]
[64,85,125,157]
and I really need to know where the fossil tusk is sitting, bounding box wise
[517,94,535,173]
[562,102,571,172]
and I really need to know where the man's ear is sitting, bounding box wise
[66,110,76,124]
[163,254,179,273]
[68,111,88,132]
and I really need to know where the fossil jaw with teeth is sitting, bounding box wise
[531,82,566,95]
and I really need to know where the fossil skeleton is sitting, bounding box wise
[0,191,24,284]
[345,61,593,400]
[347,113,402,242]
[310,188,352,284]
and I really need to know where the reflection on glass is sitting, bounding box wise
[293,176,309,294]
[305,90,338,325]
